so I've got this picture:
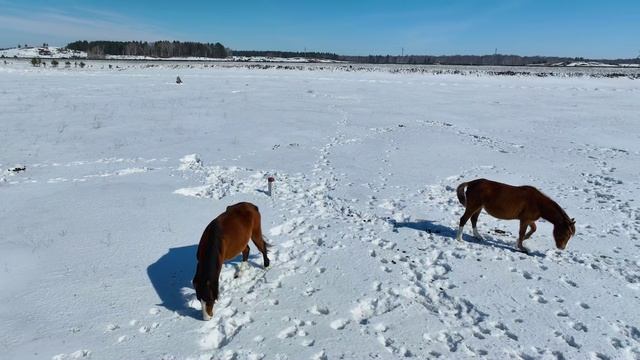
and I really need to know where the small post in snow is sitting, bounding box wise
[267,176,275,197]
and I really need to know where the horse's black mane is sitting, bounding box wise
[552,200,570,222]
[537,189,573,227]
[551,197,573,228]
[196,219,222,302]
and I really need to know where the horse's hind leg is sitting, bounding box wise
[470,210,483,240]
[242,245,250,262]
[457,205,481,241]
[524,222,537,240]
[251,219,270,268]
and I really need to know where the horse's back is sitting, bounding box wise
[219,201,259,227]
[467,179,539,197]
[464,179,542,220]
[217,202,260,260]
[466,178,513,200]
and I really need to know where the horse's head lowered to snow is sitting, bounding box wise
[192,254,217,321]
[553,216,576,250]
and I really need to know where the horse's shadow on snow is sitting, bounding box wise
[147,245,263,320]
[392,219,545,257]
[147,245,200,319]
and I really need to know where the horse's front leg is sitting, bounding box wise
[235,246,250,279]
[201,300,213,321]
[517,221,530,253]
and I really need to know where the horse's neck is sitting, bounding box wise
[202,222,222,276]
[539,198,564,226]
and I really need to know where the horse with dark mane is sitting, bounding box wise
[193,202,270,320]
[456,179,575,253]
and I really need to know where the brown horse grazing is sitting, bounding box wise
[193,202,270,321]
[455,179,575,253]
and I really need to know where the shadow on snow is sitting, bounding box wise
[147,245,200,319]
[392,219,545,257]
[147,245,263,320]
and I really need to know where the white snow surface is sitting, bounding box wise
[1,61,640,360]
[552,61,618,68]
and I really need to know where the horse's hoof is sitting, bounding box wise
[201,301,213,321]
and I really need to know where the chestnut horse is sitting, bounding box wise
[455,179,575,253]
[193,202,270,320]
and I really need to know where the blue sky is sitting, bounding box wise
[1,0,639,58]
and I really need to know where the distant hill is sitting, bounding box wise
[0,46,84,59]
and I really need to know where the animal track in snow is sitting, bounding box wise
[330,318,349,330]
[51,350,91,360]
[528,288,548,304]
[350,292,402,324]
[277,325,297,339]
[199,306,253,349]
[309,305,330,315]
[553,330,581,349]
[577,302,590,310]
[311,350,328,360]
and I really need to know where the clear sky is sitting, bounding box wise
[1,0,639,58]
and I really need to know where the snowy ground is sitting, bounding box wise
[1,62,639,360]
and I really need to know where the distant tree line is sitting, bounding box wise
[232,50,340,60]
[233,51,640,66]
[337,54,640,66]
[62,40,640,65]
[338,54,552,66]
[66,40,229,59]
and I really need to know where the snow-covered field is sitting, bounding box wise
[1,61,639,360]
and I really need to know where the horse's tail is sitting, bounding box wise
[249,203,269,249]
[262,235,272,249]
[250,205,271,268]
[456,182,468,206]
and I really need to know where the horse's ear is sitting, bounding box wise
[570,218,576,235]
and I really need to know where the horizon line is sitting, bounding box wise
[2,43,639,62]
